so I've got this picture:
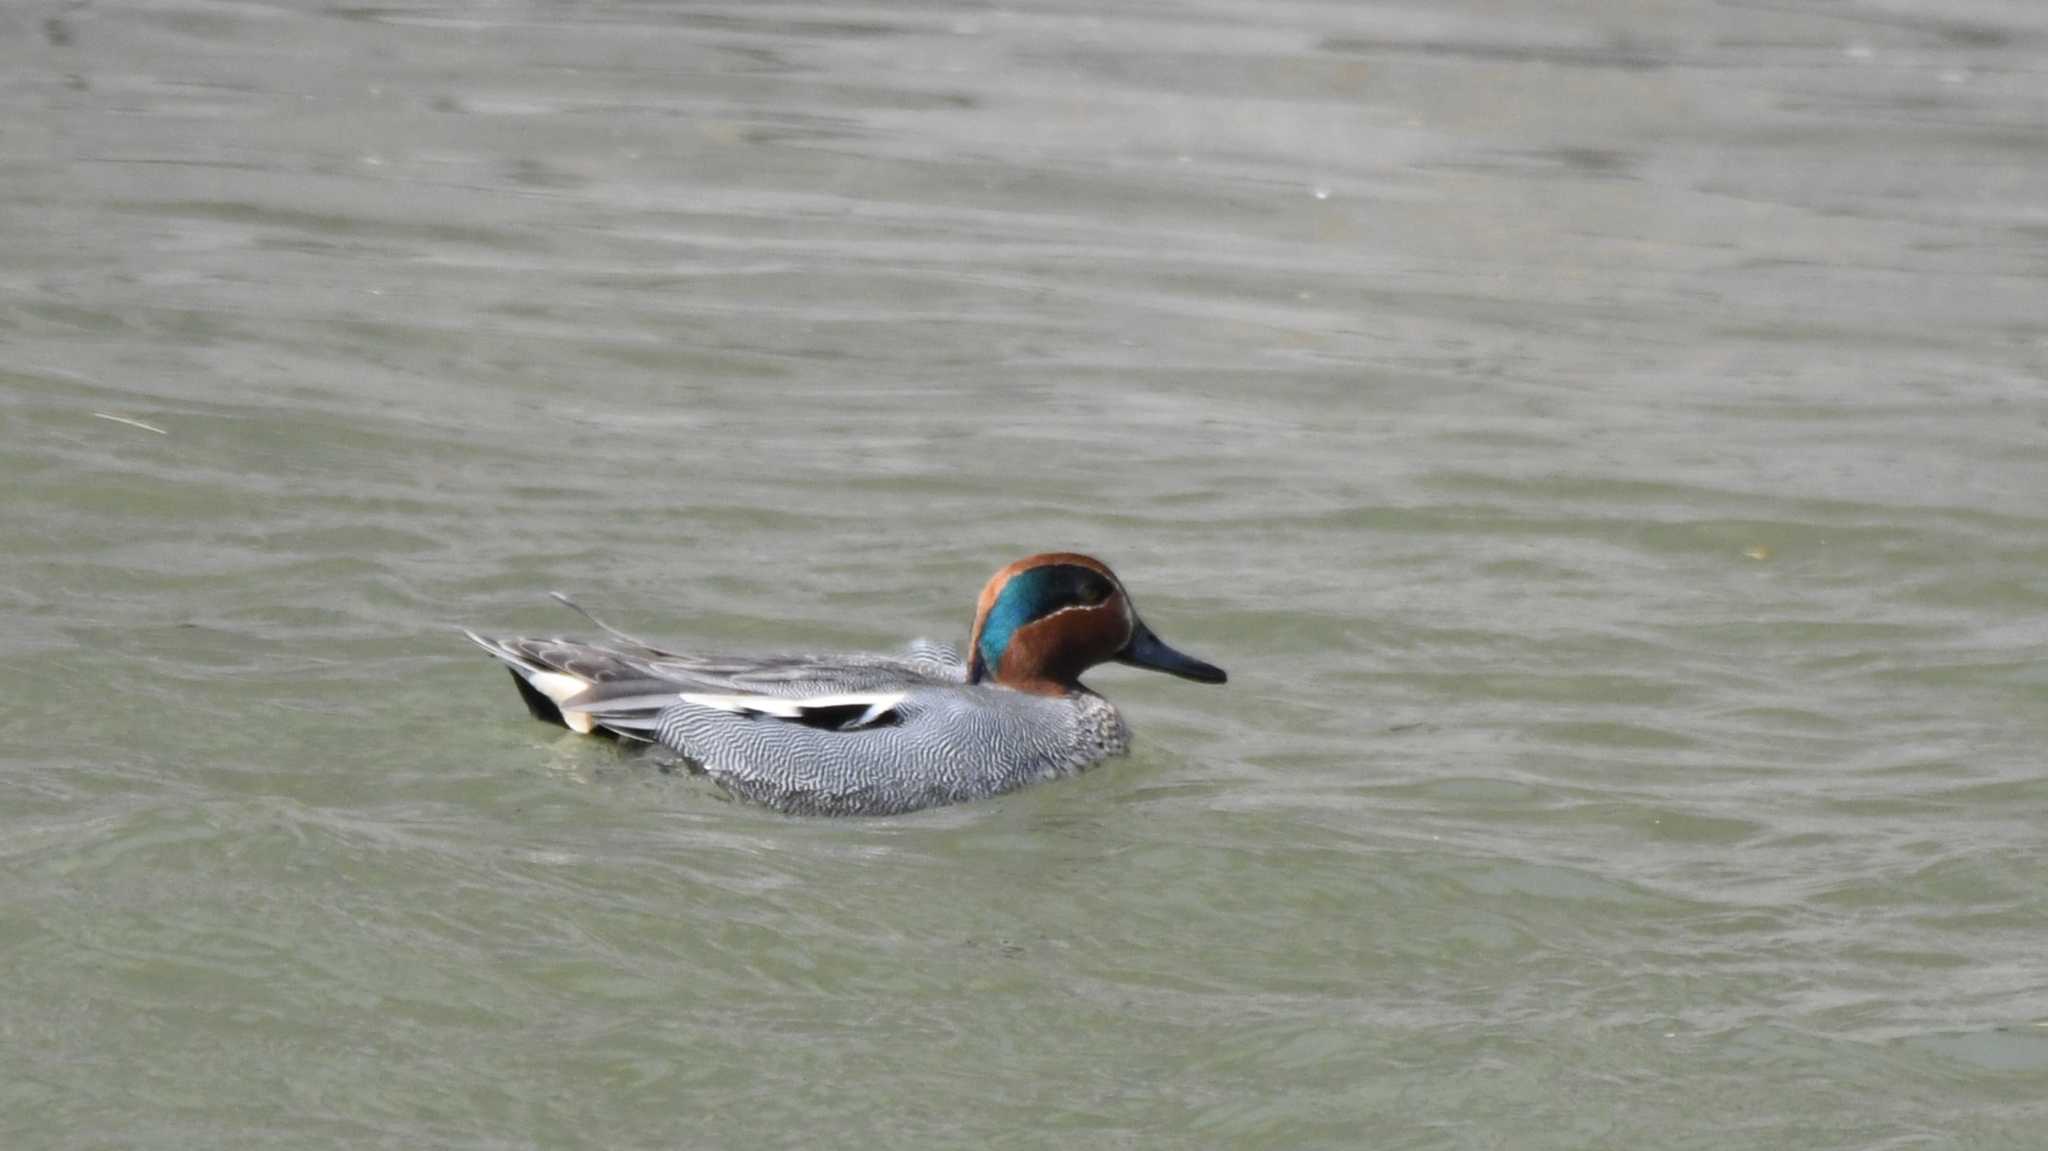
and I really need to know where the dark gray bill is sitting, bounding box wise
[1118,618,1227,684]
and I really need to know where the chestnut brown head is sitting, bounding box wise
[966,553,1226,694]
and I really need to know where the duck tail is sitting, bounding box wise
[462,630,582,731]
[461,630,675,742]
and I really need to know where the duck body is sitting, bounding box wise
[467,553,1224,816]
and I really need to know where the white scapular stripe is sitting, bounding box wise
[677,691,905,729]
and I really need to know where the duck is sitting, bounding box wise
[465,552,1226,815]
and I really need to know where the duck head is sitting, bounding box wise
[966,552,1227,694]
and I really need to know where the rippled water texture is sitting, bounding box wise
[5,1,2047,1146]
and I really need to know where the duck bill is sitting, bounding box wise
[1118,618,1227,684]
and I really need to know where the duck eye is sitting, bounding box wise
[1078,581,1110,606]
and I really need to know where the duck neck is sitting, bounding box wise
[995,672,1083,697]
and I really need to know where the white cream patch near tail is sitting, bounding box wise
[522,671,594,731]
[526,672,589,705]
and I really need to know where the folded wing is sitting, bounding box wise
[465,626,934,740]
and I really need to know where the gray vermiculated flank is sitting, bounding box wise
[472,636,1131,815]
[657,684,1128,816]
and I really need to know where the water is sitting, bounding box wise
[6,0,2047,1145]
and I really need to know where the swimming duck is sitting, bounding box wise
[465,552,1226,815]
